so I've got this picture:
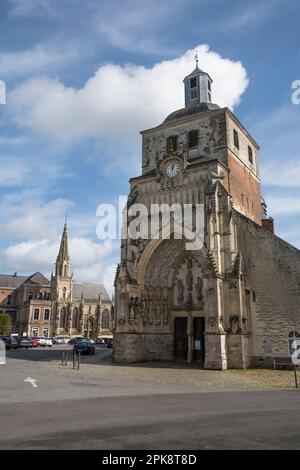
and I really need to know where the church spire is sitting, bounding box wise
[55,222,71,278]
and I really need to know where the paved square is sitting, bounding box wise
[1,345,300,449]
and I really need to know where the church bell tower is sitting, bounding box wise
[114,56,265,370]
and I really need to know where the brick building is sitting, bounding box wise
[114,62,300,369]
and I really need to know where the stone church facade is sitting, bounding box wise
[51,223,113,338]
[114,62,300,369]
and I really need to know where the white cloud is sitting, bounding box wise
[8,0,53,17]
[0,199,73,240]
[0,156,28,187]
[94,0,186,55]
[0,43,79,79]
[9,45,249,149]
[0,237,116,293]
[262,161,300,189]
[266,195,300,217]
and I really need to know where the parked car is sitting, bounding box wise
[107,339,113,349]
[89,339,96,344]
[18,337,34,349]
[54,337,64,344]
[32,336,45,346]
[96,338,105,345]
[73,339,95,355]
[69,337,83,345]
[32,338,39,347]
[0,336,18,350]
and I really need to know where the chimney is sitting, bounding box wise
[262,217,274,234]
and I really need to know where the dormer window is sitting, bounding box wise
[167,136,178,153]
[233,129,239,149]
[188,130,199,149]
[248,146,253,164]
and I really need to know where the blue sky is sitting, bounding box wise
[0,0,299,292]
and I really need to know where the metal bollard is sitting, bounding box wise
[62,351,68,366]
[294,365,298,389]
[73,350,80,370]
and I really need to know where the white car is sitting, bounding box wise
[37,336,52,347]
[54,337,64,344]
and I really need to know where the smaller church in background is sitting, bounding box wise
[0,223,113,338]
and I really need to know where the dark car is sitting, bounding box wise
[18,337,34,349]
[69,337,83,345]
[0,336,18,350]
[73,339,95,355]
[107,339,113,349]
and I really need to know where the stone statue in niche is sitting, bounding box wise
[187,259,193,291]
[229,315,240,334]
[207,316,216,330]
[186,259,193,306]
[162,302,169,324]
[148,298,154,324]
[241,316,248,334]
[155,301,161,323]
[129,297,137,320]
[196,277,203,302]
[177,280,184,304]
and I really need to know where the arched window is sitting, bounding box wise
[72,308,80,329]
[60,308,66,328]
[101,310,109,329]
[62,287,67,300]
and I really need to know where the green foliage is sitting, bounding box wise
[0,313,12,335]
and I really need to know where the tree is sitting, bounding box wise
[0,313,12,335]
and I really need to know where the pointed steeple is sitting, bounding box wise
[55,222,71,278]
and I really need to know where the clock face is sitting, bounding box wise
[165,162,180,178]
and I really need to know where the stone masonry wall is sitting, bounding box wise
[235,212,300,363]
[114,333,173,363]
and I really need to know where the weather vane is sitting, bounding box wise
[194,50,199,68]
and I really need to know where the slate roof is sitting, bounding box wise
[0,274,28,289]
[163,102,220,124]
[24,272,50,286]
[0,272,50,289]
[73,282,110,301]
